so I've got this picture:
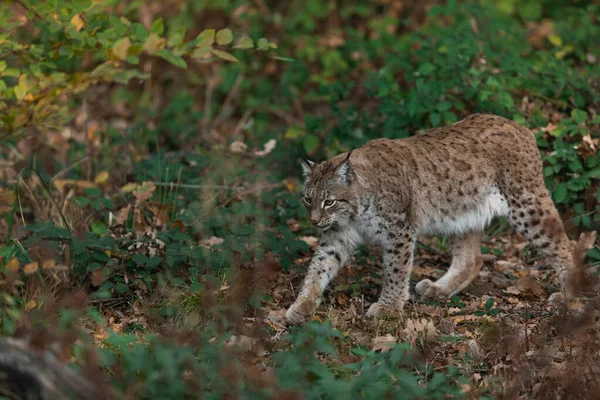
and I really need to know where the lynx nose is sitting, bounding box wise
[310,210,322,225]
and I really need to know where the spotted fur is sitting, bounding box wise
[286,114,578,324]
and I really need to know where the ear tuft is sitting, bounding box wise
[298,149,314,178]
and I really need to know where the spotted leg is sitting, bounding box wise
[416,231,483,300]
[366,228,416,318]
[286,229,361,324]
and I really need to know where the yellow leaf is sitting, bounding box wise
[23,262,38,275]
[211,49,239,62]
[25,299,37,311]
[191,47,211,59]
[42,259,55,270]
[112,37,131,60]
[216,28,233,45]
[197,29,215,47]
[120,182,139,193]
[23,93,34,102]
[94,171,109,185]
[6,258,19,272]
[53,179,96,192]
[70,13,85,32]
[547,33,562,47]
[143,33,165,54]
[555,44,574,60]
[233,37,254,49]
[14,74,29,101]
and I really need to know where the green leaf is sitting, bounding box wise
[150,19,164,35]
[257,38,270,51]
[131,253,148,265]
[91,221,107,235]
[303,134,320,153]
[553,183,568,203]
[234,36,254,49]
[156,49,187,69]
[216,28,233,45]
[571,109,588,124]
[485,298,495,310]
[211,49,239,62]
[587,248,600,261]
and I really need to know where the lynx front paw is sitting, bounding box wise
[365,302,403,319]
[285,299,319,325]
[415,279,449,300]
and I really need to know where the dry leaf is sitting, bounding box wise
[25,299,37,311]
[299,236,319,250]
[133,181,156,204]
[5,257,19,272]
[23,261,38,275]
[229,141,248,153]
[254,139,277,157]
[53,179,96,192]
[403,318,438,346]
[0,188,16,214]
[371,334,397,352]
[70,13,85,31]
[516,276,545,297]
[91,269,106,287]
[42,259,55,270]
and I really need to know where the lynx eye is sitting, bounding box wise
[323,199,336,208]
[303,197,311,205]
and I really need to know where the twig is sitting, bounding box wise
[221,183,285,207]
[233,109,253,137]
[151,182,242,190]
[202,76,218,135]
[524,303,530,352]
[213,73,245,125]
[50,156,90,183]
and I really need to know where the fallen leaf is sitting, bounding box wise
[53,179,97,192]
[5,258,19,272]
[91,269,106,287]
[133,181,156,204]
[42,259,55,270]
[516,276,545,297]
[254,139,276,157]
[403,318,438,346]
[0,188,16,214]
[25,299,37,311]
[23,261,38,275]
[229,141,248,153]
[299,236,319,250]
[371,334,397,352]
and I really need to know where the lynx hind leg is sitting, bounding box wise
[416,231,483,300]
[506,189,580,298]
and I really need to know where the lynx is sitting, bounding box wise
[286,113,578,324]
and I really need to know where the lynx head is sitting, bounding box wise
[299,151,359,230]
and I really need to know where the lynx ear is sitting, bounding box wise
[298,150,314,178]
[335,151,355,185]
